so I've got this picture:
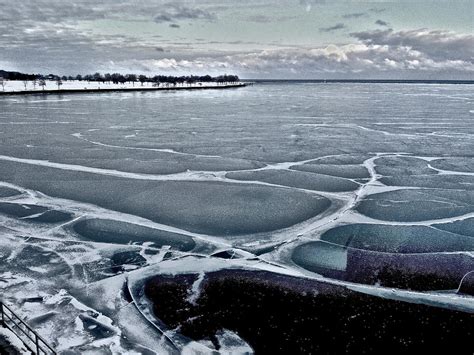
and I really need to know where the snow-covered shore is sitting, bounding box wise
[0,79,246,95]
[0,327,30,354]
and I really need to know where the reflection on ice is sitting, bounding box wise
[143,267,474,354]
[458,271,474,296]
[321,224,474,253]
[292,239,474,291]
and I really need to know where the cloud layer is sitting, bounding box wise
[0,0,472,79]
[135,28,473,79]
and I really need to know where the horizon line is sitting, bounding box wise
[243,78,474,83]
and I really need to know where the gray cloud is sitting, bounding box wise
[319,23,346,33]
[0,0,223,74]
[342,12,366,19]
[351,28,474,62]
[375,20,389,27]
[0,1,217,27]
[0,0,104,23]
[153,4,216,24]
[369,8,386,14]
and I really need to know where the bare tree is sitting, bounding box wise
[139,75,147,86]
[0,77,5,91]
[126,74,137,86]
[56,78,63,90]
[93,72,103,82]
[33,79,37,90]
[39,79,46,91]
[23,80,28,91]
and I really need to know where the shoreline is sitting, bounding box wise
[0,82,248,96]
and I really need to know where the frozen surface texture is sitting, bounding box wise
[1,83,473,353]
[72,219,196,251]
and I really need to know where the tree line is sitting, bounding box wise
[0,70,239,84]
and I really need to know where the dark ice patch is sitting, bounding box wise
[0,202,48,218]
[292,241,348,279]
[0,187,22,198]
[226,169,359,192]
[60,154,265,175]
[430,157,474,174]
[291,163,370,179]
[110,251,147,273]
[27,210,73,223]
[380,174,474,190]
[292,241,474,291]
[211,250,245,259]
[458,271,474,296]
[73,219,196,251]
[356,189,474,222]
[9,245,70,278]
[144,269,474,354]
[0,161,331,236]
[434,218,474,238]
[79,314,116,339]
[28,312,58,327]
[0,202,71,223]
[374,156,436,176]
[309,154,370,165]
[321,224,474,253]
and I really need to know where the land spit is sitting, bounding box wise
[0,81,247,95]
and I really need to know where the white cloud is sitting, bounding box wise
[124,29,473,79]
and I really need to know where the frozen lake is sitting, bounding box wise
[0,82,473,353]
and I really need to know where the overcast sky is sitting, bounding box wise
[0,0,472,79]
